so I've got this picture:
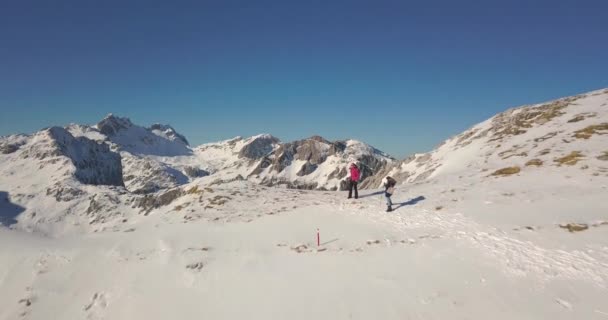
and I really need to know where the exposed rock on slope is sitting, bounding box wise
[121,156,188,193]
[196,135,394,190]
[20,127,123,186]
[238,134,280,159]
[366,88,608,187]
[149,123,189,145]
[96,114,191,156]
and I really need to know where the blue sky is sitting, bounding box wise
[1,0,607,157]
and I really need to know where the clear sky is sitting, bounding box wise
[1,0,607,157]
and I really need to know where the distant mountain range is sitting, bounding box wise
[1,87,607,235]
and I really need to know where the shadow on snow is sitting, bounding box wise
[393,195,426,210]
[0,191,25,227]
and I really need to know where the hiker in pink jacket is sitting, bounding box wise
[347,163,360,199]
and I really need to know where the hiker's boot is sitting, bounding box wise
[386,206,393,212]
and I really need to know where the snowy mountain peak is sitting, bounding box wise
[93,114,192,156]
[96,114,134,136]
[248,133,277,140]
[149,123,189,146]
[238,134,281,159]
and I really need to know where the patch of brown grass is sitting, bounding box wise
[525,159,543,167]
[186,186,204,195]
[535,101,570,124]
[567,115,586,123]
[573,123,608,139]
[554,151,584,166]
[490,98,578,141]
[566,112,597,123]
[209,195,231,206]
[491,166,521,176]
[502,152,528,160]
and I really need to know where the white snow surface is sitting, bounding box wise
[1,88,608,319]
[1,179,607,319]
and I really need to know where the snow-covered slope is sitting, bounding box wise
[1,177,607,319]
[2,126,123,187]
[0,126,131,235]
[365,88,608,187]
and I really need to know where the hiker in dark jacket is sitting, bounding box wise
[347,163,360,199]
[382,176,397,212]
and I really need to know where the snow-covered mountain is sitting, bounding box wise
[0,114,394,234]
[1,126,123,187]
[94,114,191,156]
[0,126,130,234]
[364,88,608,188]
[194,134,394,190]
[64,114,198,193]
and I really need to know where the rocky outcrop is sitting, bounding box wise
[327,167,348,180]
[46,184,86,202]
[246,137,394,190]
[259,177,321,190]
[183,166,209,178]
[296,162,318,176]
[149,124,189,145]
[1,144,19,154]
[0,136,27,154]
[97,114,133,137]
[53,128,124,186]
[21,127,124,186]
[121,155,188,194]
[135,188,185,214]
[96,114,191,156]
[238,135,279,159]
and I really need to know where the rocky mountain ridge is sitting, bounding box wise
[1,88,607,236]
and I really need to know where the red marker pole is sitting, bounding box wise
[317,228,320,247]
